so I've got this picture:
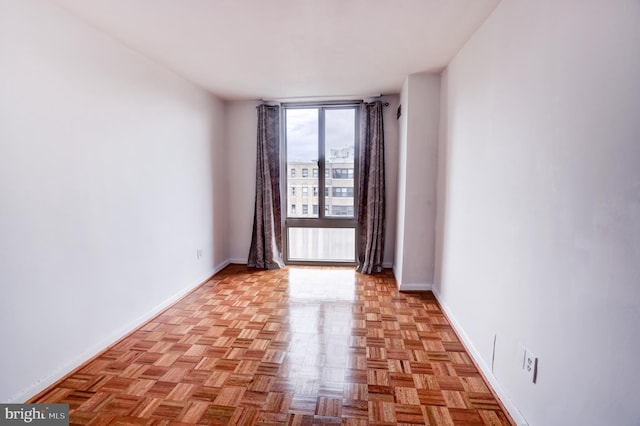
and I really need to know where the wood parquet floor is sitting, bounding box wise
[30,265,514,425]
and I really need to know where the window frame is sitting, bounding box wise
[281,101,361,266]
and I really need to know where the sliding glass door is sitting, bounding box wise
[283,104,359,264]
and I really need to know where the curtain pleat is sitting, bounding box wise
[356,101,385,274]
[248,105,284,269]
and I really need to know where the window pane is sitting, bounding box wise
[286,108,318,218]
[325,109,355,218]
[288,227,355,262]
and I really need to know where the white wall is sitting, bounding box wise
[394,73,440,290]
[227,96,400,267]
[394,82,409,283]
[227,100,260,263]
[0,0,228,402]
[435,1,640,425]
[434,70,449,290]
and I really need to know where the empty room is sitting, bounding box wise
[1,0,638,425]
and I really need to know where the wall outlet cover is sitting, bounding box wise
[523,348,538,384]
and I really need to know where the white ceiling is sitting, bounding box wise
[52,0,500,101]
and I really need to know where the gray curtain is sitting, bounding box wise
[356,101,385,274]
[248,105,284,269]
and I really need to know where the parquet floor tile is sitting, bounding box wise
[30,265,514,425]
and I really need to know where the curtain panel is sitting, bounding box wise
[356,101,386,274]
[248,104,284,269]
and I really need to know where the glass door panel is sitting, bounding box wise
[286,108,319,219]
[324,109,355,218]
[287,227,355,262]
[284,104,358,264]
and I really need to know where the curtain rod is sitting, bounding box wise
[260,94,389,102]
[259,95,389,106]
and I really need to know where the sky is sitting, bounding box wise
[285,108,355,162]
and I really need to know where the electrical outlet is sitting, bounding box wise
[523,348,538,384]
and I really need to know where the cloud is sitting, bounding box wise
[285,108,355,162]
[286,108,318,162]
[325,108,355,156]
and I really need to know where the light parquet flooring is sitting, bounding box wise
[30,265,514,425]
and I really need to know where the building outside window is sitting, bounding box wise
[302,168,308,177]
[332,187,353,197]
[332,206,354,216]
[332,168,353,179]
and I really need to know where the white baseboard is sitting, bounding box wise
[214,259,231,272]
[398,282,432,291]
[431,288,528,426]
[11,264,227,403]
